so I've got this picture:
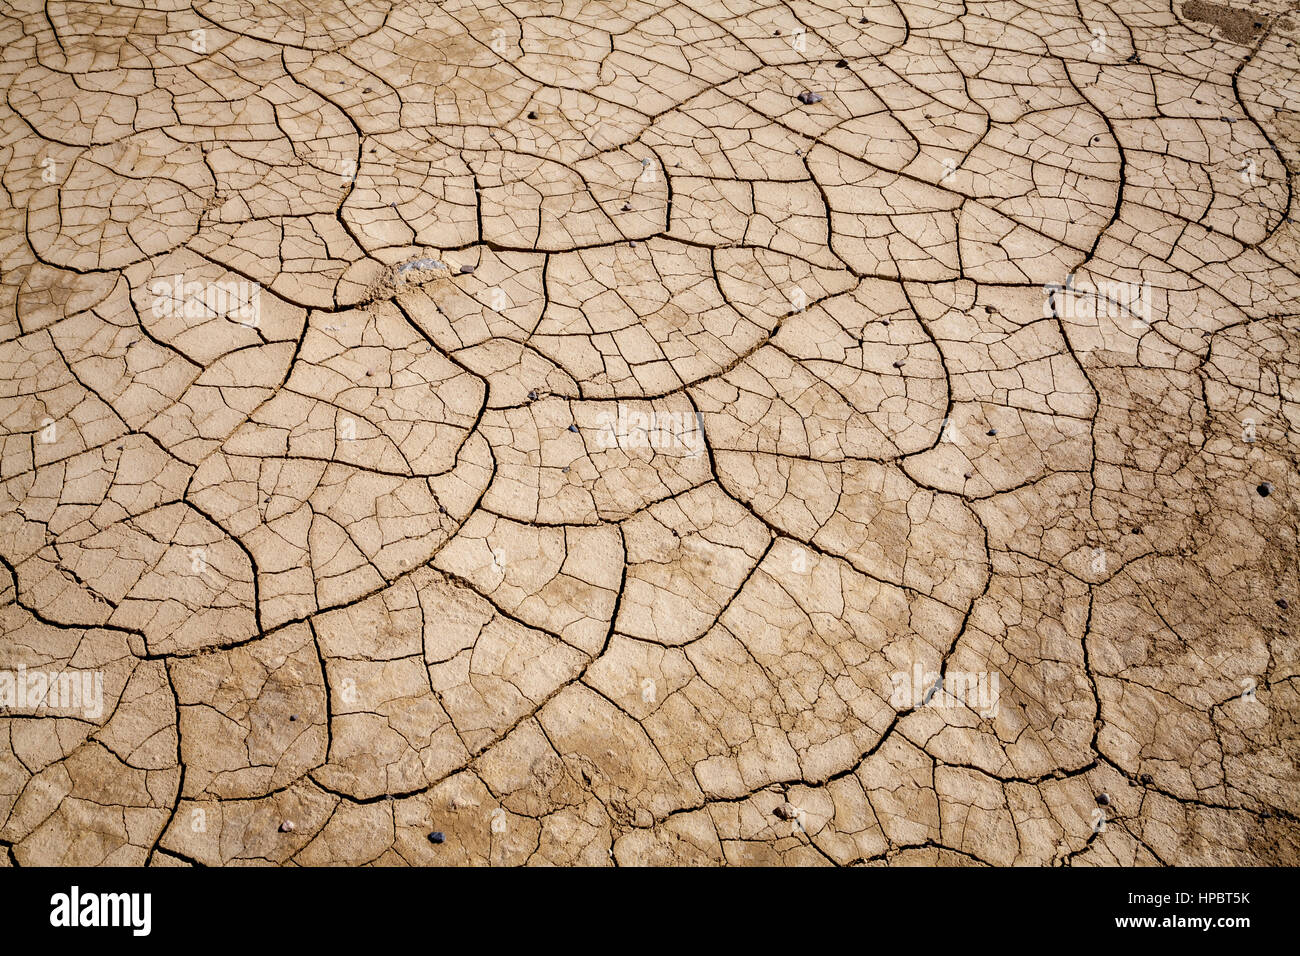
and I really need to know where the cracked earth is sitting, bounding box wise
[0,0,1297,868]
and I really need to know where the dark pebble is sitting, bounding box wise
[797,91,823,105]
[859,17,868,23]
[1277,599,1289,610]
[1132,527,1142,534]
[1140,773,1153,785]
[527,111,537,120]
[986,428,997,436]
[621,203,631,212]
[836,59,848,67]
[289,715,297,722]
[1257,482,1273,497]
[428,831,445,844]
[568,424,579,433]
[527,390,538,401]
[892,360,903,368]
[1096,793,1110,806]
[459,264,474,274]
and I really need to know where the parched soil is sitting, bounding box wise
[0,0,1297,866]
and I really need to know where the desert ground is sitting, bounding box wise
[0,0,1297,867]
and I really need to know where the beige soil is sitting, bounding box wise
[0,0,1297,866]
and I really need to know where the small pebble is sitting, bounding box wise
[797,91,823,105]
[428,831,445,844]
[1257,481,1273,497]
[986,428,998,436]
[774,802,797,820]
[1139,773,1153,785]
[963,471,973,480]
[527,389,538,401]
[289,714,297,722]
[459,264,475,275]
[1277,599,1289,610]
[568,423,579,433]
[892,359,903,368]
[1132,527,1143,535]
[279,820,296,833]
[621,203,631,212]
[859,17,868,24]
[835,59,848,68]
[1096,793,1110,806]
[527,111,537,120]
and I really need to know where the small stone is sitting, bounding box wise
[562,465,570,474]
[459,264,475,274]
[279,820,296,833]
[1257,481,1273,497]
[527,389,538,401]
[986,428,998,436]
[289,714,297,722]
[797,91,823,105]
[621,203,631,212]
[892,359,903,368]
[859,17,868,23]
[963,472,973,480]
[1132,527,1142,534]
[568,423,579,433]
[527,111,537,120]
[1277,599,1289,610]
[1096,793,1110,806]
[428,831,445,844]
[774,802,797,820]
[1139,773,1153,785]
[836,59,848,68]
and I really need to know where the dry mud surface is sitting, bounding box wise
[0,0,1298,867]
